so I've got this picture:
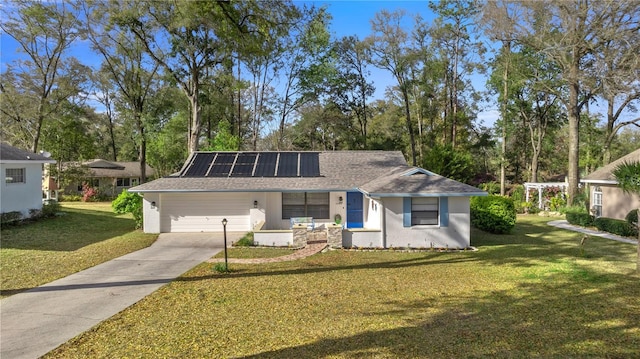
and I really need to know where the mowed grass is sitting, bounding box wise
[46,216,640,358]
[0,202,157,298]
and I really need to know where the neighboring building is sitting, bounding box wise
[581,148,640,220]
[0,143,56,218]
[129,151,486,249]
[63,159,155,196]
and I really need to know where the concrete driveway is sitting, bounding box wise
[0,232,245,359]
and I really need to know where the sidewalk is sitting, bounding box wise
[547,220,638,245]
[0,232,243,359]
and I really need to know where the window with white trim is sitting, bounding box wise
[116,178,131,187]
[411,197,439,225]
[282,192,329,219]
[592,187,602,217]
[5,168,26,184]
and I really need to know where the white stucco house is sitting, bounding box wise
[129,151,486,249]
[1,143,56,219]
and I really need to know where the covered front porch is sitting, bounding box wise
[252,190,383,248]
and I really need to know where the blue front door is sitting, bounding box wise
[346,192,363,228]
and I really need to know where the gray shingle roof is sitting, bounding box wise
[582,148,640,183]
[129,150,485,197]
[62,160,156,179]
[360,167,486,197]
[0,143,56,163]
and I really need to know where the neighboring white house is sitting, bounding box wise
[581,148,640,220]
[0,143,56,219]
[129,151,487,249]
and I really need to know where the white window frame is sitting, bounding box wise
[5,168,26,184]
[592,187,602,217]
[282,192,330,220]
[411,197,439,226]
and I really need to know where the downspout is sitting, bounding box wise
[379,198,386,248]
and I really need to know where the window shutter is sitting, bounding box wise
[440,197,449,227]
[403,197,411,227]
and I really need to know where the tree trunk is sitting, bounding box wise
[401,84,417,166]
[188,94,201,154]
[566,64,581,206]
[500,41,510,196]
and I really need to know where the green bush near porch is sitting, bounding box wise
[470,195,516,234]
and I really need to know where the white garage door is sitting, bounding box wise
[160,192,250,232]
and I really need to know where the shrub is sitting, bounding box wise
[1,211,23,225]
[112,190,143,229]
[479,182,500,195]
[625,209,639,226]
[234,232,254,247]
[565,210,594,227]
[82,183,99,202]
[470,195,516,234]
[594,217,638,238]
[40,200,61,218]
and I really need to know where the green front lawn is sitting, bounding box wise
[46,216,640,358]
[0,202,157,298]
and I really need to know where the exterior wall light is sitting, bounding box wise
[151,201,156,208]
[254,200,258,208]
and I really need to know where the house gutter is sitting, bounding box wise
[580,179,618,185]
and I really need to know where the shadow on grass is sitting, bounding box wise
[470,216,636,268]
[191,254,479,282]
[0,207,136,251]
[238,271,640,358]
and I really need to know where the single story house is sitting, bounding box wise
[581,148,640,220]
[129,151,486,249]
[0,143,56,218]
[63,159,155,196]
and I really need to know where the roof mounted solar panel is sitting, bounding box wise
[208,152,236,177]
[183,152,215,177]
[277,152,299,177]
[254,152,277,177]
[231,152,258,177]
[299,152,320,177]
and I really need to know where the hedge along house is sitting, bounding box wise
[128,151,486,249]
[581,148,640,220]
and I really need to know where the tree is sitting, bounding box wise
[84,1,162,183]
[0,0,85,153]
[613,161,640,272]
[328,36,375,149]
[367,9,418,165]
[428,0,485,149]
[273,6,332,150]
[483,0,640,206]
[115,0,237,153]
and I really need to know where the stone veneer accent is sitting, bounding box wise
[326,224,343,248]
[292,224,337,247]
[292,224,308,247]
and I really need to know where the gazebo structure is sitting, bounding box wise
[524,182,568,210]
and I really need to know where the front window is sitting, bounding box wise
[411,197,439,225]
[282,192,329,219]
[117,178,131,187]
[6,168,25,184]
[592,187,602,217]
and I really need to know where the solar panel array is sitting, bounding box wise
[180,152,321,178]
